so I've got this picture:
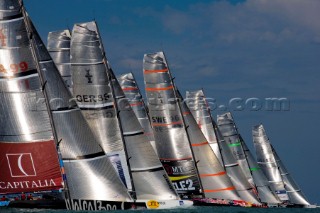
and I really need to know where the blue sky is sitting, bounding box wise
[25,0,320,203]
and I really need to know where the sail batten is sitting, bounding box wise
[144,51,242,201]
[0,0,63,195]
[117,72,157,153]
[71,22,178,201]
[186,90,262,204]
[253,124,311,205]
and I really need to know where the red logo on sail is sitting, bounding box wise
[6,153,36,177]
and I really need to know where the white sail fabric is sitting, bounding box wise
[186,90,262,204]
[117,72,157,154]
[252,124,289,202]
[71,22,178,201]
[47,30,72,94]
[253,125,310,205]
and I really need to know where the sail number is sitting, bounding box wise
[172,179,195,191]
[0,62,28,74]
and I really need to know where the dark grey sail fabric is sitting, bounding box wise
[186,90,262,204]
[117,72,157,153]
[71,22,178,200]
[47,30,72,93]
[253,124,310,205]
[1,2,133,202]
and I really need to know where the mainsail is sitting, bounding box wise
[2,1,134,210]
[0,0,62,195]
[117,72,157,153]
[252,124,289,202]
[143,51,242,201]
[186,90,263,204]
[217,113,254,185]
[253,124,310,205]
[47,30,73,93]
[240,136,280,204]
[143,52,202,198]
[177,90,240,201]
[71,22,178,201]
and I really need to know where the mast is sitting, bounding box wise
[271,145,310,205]
[252,124,289,202]
[17,5,133,206]
[240,135,280,204]
[71,22,178,201]
[96,22,137,200]
[162,54,205,198]
[143,52,241,201]
[143,52,203,199]
[217,112,261,204]
[117,72,157,153]
[186,90,262,203]
[186,90,224,166]
[253,124,310,205]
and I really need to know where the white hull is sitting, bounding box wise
[138,199,193,209]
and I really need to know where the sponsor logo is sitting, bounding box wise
[65,199,126,210]
[6,153,36,177]
[147,200,159,209]
[0,179,56,189]
[179,200,184,206]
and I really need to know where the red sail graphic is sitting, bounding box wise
[0,140,63,194]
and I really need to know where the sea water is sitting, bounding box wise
[0,206,319,213]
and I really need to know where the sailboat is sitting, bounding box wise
[253,124,314,208]
[142,51,256,207]
[70,21,191,209]
[0,0,147,210]
[117,72,157,153]
[47,29,73,93]
[186,90,278,206]
[0,0,64,208]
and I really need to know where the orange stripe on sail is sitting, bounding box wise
[160,157,193,161]
[130,102,143,106]
[204,186,236,193]
[191,141,209,147]
[200,171,226,177]
[146,85,173,91]
[152,121,182,127]
[183,111,191,115]
[144,68,168,74]
[122,87,138,91]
